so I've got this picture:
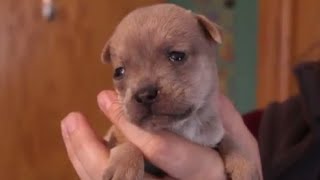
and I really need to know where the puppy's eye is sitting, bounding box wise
[168,51,186,62]
[113,67,125,79]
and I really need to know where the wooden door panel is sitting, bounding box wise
[293,0,320,61]
[0,0,161,179]
[258,0,320,108]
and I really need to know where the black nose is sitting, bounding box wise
[135,86,159,105]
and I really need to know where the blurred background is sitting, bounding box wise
[0,0,319,179]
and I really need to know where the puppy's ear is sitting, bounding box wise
[101,41,111,64]
[194,14,222,44]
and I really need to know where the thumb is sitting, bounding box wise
[97,90,154,148]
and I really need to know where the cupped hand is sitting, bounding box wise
[61,90,259,180]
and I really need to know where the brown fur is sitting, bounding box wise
[101,3,260,180]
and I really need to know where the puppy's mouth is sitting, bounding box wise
[139,106,194,124]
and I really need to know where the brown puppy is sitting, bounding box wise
[101,3,260,180]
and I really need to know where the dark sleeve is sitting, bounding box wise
[258,61,320,180]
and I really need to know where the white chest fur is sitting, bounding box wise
[170,113,224,147]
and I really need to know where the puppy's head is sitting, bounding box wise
[102,4,222,129]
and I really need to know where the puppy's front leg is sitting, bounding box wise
[103,142,144,180]
[219,134,261,180]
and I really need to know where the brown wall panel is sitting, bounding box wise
[0,0,161,179]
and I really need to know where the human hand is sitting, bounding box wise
[61,90,260,180]
[218,95,262,179]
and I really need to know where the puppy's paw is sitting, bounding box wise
[224,153,260,180]
[103,143,144,180]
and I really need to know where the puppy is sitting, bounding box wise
[101,3,260,180]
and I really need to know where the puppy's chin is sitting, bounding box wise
[139,115,188,131]
[127,106,194,131]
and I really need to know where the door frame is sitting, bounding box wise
[257,0,293,108]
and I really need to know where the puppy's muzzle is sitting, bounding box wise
[134,85,159,106]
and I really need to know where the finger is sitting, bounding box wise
[218,95,262,175]
[219,94,254,140]
[219,95,243,132]
[61,112,110,180]
[61,121,92,180]
[97,90,226,179]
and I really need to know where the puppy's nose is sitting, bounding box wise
[135,86,159,105]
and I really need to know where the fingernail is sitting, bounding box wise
[62,113,79,135]
[98,92,111,111]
